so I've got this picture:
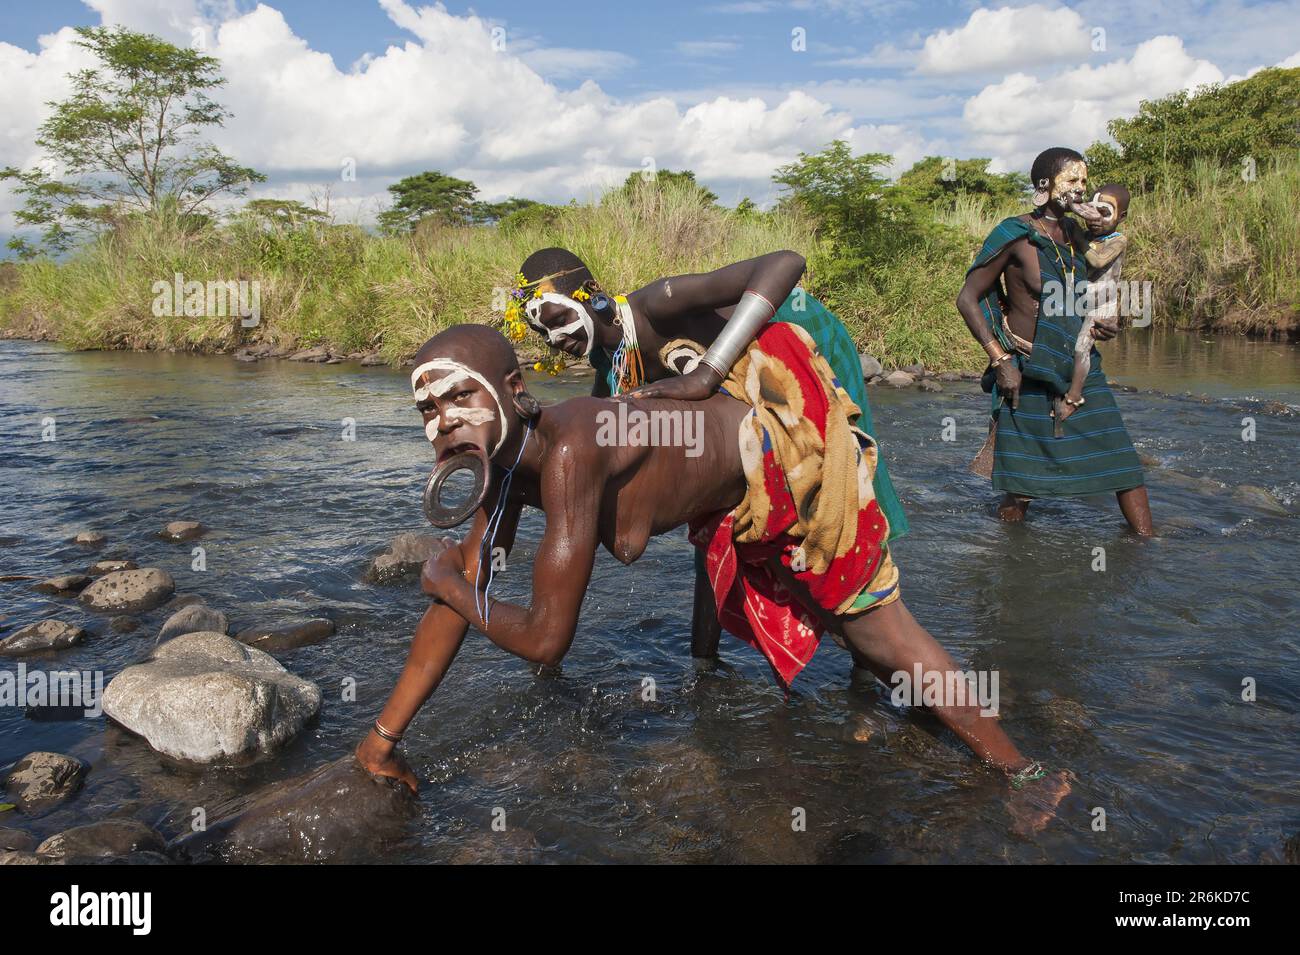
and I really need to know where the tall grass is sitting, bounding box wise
[2,161,1296,370]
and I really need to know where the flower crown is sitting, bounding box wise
[502,267,589,376]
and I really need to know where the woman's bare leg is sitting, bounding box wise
[1117,484,1154,536]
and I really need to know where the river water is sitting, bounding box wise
[1,329,1296,863]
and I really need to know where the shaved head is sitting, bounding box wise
[413,324,521,382]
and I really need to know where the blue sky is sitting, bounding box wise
[2,0,1297,240]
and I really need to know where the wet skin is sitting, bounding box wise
[531,251,807,654]
[357,347,1069,828]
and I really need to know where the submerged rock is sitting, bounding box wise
[157,604,229,643]
[79,568,175,613]
[0,827,37,851]
[365,532,438,583]
[1231,484,1288,515]
[4,751,87,810]
[159,520,205,542]
[36,819,166,859]
[102,631,321,762]
[0,620,86,656]
[87,559,137,576]
[73,531,107,548]
[235,618,334,653]
[34,574,90,595]
[110,615,139,634]
[918,379,943,393]
[170,756,416,863]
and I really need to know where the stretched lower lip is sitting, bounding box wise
[439,442,480,462]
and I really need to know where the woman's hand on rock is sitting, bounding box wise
[420,537,465,601]
[1090,318,1119,341]
[356,737,419,794]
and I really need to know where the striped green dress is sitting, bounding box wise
[968,216,1144,498]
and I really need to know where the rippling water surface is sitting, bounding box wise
[1,329,1297,863]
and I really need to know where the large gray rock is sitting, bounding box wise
[287,345,330,362]
[157,604,229,643]
[101,631,321,762]
[883,370,915,388]
[858,354,883,379]
[73,531,106,548]
[79,568,175,613]
[37,819,165,859]
[365,532,437,583]
[4,751,87,810]
[235,618,334,653]
[0,620,85,656]
[170,757,416,863]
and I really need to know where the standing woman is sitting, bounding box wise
[955,147,1152,534]
[506,247,911,654]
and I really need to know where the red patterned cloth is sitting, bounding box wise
[688,322,896,688]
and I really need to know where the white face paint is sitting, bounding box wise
[523,292,594,357]
[410,358,508,457]
[1051,160,1089,205]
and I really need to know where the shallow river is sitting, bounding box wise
[1,329,1296,863]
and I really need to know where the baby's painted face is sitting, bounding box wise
[1050,160,1089,207]
[1088,191,1124,234]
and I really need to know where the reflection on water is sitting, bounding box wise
[0,328,1296,863]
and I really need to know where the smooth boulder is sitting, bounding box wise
[859,354,883,379]
[235,617,334,653]
[4,751,87,810]
[79,568,175,613]
[37,819,165,859]
[170,757,416,863]
[0,620,86,656]
[884,370,915,388]
[73,531,106,548]
[157,604,229,643]
[101,631,321,762]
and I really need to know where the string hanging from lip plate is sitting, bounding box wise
[474,418,533,625]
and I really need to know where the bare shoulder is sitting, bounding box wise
[541,397,616,472]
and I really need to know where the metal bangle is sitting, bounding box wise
[699,289,777,379]
[373,719,403,743]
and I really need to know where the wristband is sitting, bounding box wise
[373,719,403,743]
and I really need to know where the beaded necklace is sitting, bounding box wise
[607,295,645,395]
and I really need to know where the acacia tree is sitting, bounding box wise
[1,26,263,256]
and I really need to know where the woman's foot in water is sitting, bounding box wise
[997,494,1031,522]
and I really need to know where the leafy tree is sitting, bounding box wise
[1085,67,1300,192]
[617,168,719,204]
[893,156,1028,210]
[377,171,480,233]
[0,26,263,257]
[472,196,538,224]
[242,199,328,229]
